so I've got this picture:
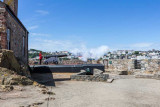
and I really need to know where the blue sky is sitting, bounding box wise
[17,0,160,52]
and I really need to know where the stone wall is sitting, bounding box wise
[0,49,32,86]
[6,6,28,64]
[0,4,6,49]
[0,2,28,65]
[106,59,160,74]
[71,70,109,82]
[0,49,30,77]
[4,0,18,16]
[140,59,160,73]
[106,59,134,72]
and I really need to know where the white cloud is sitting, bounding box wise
[35,10,49,15]
[115,42,160,51]
[131,43,153,48]
[28,25,39,30]
[110,42,160,51]
[29,38,74,51]
[30,33,50,37]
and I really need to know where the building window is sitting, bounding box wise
[7,29,11,50]
[134,60,141,69]
[23,36,25,56]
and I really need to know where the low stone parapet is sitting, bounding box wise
[135,73,160,80]
[71,74,109,82]
[154,72,160,80]
[70,70,109,82]
[135,74,155,79]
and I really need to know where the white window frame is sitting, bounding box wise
[7,29,11,50]
[23,36,25,56]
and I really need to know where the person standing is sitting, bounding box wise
[39,51,43,65]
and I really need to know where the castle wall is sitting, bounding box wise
[6,8,28,64]
[106,59,160,74]
[0,2,28,65]
[0,4,7,49]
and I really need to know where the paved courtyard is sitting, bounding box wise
[40,74,160,107]
[1,73,160,107]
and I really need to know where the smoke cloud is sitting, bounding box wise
[71,45,109,61]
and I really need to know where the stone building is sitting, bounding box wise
[0,0,28,64]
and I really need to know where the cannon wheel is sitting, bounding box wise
[53,61,58,64]
[44,61,48,65]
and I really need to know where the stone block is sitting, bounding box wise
[0,8,5,12]
[107,79,114,83]
[1,85,14,92]
[70,72,109,82]
[154,72,160,80]
[93,68,103,76]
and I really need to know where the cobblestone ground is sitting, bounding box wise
[41,77,160,107]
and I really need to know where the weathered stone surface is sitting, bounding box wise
[45,97,55,101]
[4,0,18,16]
[135,74,155,79]
[107,79,114,83]
[71,71,109,82]
[0,8,5,12]
[154,72,160,80]
[10,76,33,85]
[0,2,28,65]
[119,71,128,75]
[1,75,33,86]
[0,49,31,79]
[47,91,55,95]
[0,85,14,92]
[0,49,21,73]
[39,85,46,88]
[93,68,103,76]
[41,88,55,95]
[0,66,33,86]
[106,59,160,75]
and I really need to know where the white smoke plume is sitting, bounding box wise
[71,45,109,61]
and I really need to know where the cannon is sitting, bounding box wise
[43,54,67,64]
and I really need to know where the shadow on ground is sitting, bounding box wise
[54,78,71,82]
[30,66,72,86]
[30,66,55,86]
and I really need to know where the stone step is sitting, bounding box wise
[107,79,114,83]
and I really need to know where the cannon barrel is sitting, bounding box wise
[44,54,68,59]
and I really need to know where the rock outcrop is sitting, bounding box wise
[0,49,21,74]
[0,49,30,76]
[0,49,33,86]
[0,67,33,86]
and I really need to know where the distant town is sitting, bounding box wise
[29,49,160,61]
[104,49,160,60]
